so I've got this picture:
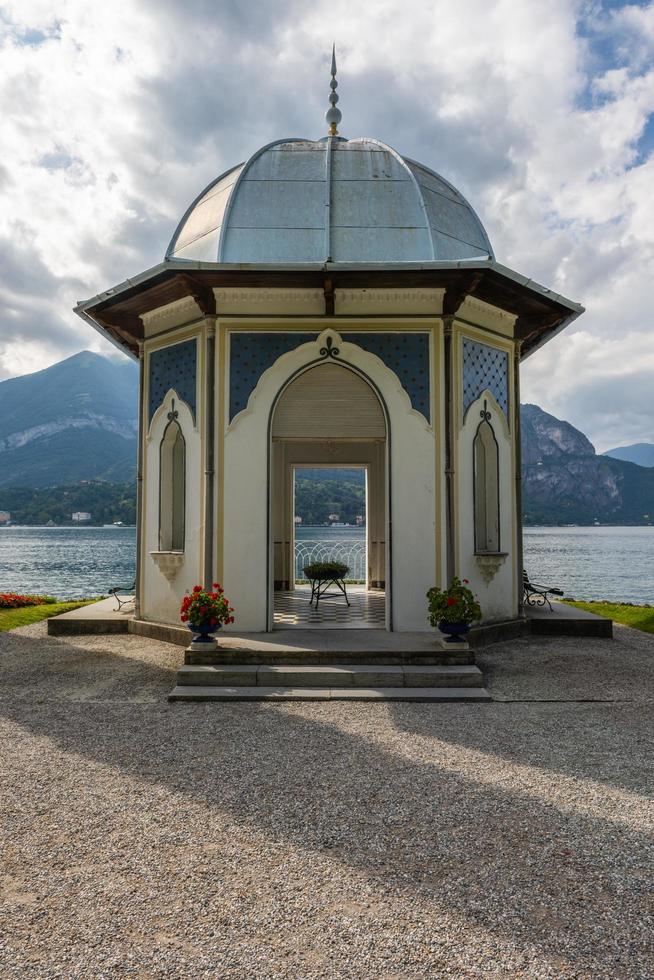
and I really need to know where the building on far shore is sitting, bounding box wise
[0,511,10,525]
[75,54,583,632]
[72,512,91,523]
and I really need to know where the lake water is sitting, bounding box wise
[0,526,137,599]
[522,526,654,604]
[1,524,653,604]
[295,525,367,579]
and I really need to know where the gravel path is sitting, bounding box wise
[0,623,652,978]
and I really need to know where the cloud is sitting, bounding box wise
[0,0,653,448]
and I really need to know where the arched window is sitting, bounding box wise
[473,404,500,553]
[159,404,185,552]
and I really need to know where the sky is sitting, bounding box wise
[1,0,653,452]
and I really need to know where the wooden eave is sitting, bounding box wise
[78,265,581,360]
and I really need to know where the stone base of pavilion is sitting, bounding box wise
[48,595,134,636]
[47,596,612,645]
[47,597,613,703]
[170,641,490,702]
[47,595,613,646]
[525,600,613,637]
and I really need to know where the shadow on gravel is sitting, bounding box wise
[0,629,179,702]
[391,629,654,797]
[0,630,652,975]
[390,699,654,795]
[475,631,654,704]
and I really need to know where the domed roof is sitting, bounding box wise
[166,137,493,266]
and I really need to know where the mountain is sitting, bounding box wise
[521,403,595,463]
[521,404,654,525]
[603,443,654,468]
[295,469,366,525]
[296,468,366,486]
[0,352,652,525]
[0,351,138,488]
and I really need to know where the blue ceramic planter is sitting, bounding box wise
[438,621,471,644]
[187,623,221,644]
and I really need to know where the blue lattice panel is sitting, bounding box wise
[462,338,509,420]
[148,339,197,424]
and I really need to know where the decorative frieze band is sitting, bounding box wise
[214,288,324,314]
[458,295,516,333]
[335,288,444,315]
[142,295,201,333]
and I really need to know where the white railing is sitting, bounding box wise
[295,539,367,581]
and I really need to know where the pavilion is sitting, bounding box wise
[76,52,583,634]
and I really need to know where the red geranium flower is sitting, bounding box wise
[446,597,457,606]
[180,584,235,628]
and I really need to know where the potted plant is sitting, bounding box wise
[426,577,481,643]
[180,583,235,644]
[303,561,350,581]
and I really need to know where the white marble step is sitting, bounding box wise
[169,685,492,703]
[175,663,485,688]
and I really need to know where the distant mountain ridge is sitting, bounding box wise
[0,351,138,487]
[1,353,652,526]
[521,403,595,463]
[521,404,654,524]
[603,443,654,468]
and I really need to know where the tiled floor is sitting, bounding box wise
[274,584,386,629]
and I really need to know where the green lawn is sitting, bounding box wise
[564,600,654,634]
[0,600,97,633]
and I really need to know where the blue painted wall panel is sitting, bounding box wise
[229,333,317,420]
[229,331,432,423]
[341,333,430,421]
[148,339,197,424]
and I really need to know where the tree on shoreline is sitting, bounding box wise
[0,482,136,526]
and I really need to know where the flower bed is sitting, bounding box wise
[0,594,56,610]
[0,599,94,632]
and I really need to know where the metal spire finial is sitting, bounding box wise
[325,43,342,136]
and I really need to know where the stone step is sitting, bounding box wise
[528,606,613,638]
[175,663,485,688]
[184,649,475,666]
[169,685,492,703]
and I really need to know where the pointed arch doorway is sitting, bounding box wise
[269,361,390,629]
